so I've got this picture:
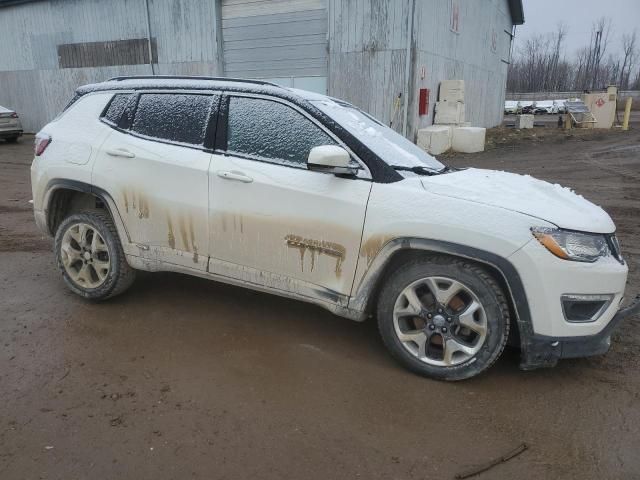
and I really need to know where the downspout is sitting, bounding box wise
[213,0,225,75]
[402,0,416,137]
[144,0,155,74]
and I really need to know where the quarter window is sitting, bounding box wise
[131,93,213,146]
[102,93,131,126]
[227,96,337,167]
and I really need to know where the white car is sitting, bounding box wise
[504,100,520,114]
[534,100,558,114]
[30,76,639,380]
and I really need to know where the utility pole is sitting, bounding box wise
[591,29,602,89]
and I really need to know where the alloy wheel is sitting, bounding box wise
[60,223,111,289]
[392,276,488,366]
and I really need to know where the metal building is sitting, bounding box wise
[0,0,524,137]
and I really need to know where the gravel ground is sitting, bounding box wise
[1,130,639,480]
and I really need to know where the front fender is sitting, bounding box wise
[348,237,536,366]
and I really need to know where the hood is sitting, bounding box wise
[421,168,615,233]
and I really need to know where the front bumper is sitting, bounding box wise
[520,295,640,369]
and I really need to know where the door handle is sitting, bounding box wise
[106,148,136,158]
[217,170,253,183]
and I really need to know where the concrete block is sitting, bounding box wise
[434,100,465,125]
[416,126,452,155]
[515,114,534,129]
[451,127,486,153]
[439,80,465,102]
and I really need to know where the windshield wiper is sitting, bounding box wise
[390,165,449,176]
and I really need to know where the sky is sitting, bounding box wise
[515,0,640,58]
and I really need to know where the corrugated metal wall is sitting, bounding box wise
[0,0,513,136]
[221,0,328,92]
[328,0,513,137]
[0,0,222,132]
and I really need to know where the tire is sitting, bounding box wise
[5,136,18,143]
[54,211,135,300]
[377,255,509,381]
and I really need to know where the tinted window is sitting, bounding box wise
[131,93,213,146]
[227,97,336,167]
[102,94,131,125]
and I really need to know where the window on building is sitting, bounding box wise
[226,96,337,167]
[131,93,213,146]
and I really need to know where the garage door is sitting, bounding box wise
[221,0,328,93]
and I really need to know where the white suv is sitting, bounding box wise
[31,76,638,380]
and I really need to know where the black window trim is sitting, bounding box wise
[100,89,221,153]
[216,92,372,180]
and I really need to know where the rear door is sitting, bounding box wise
[208,94,371,299]
[92,91,218,270]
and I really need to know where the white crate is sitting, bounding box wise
[416,126,452,155]
[451,127,486,153]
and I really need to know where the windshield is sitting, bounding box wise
[310,98,444,172]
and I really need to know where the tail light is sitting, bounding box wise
[35,133,52,156]
[11,112,18,118]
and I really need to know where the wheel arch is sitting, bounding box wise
[350,238,533,348]
[43,179,130,244]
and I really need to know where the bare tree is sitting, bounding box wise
[619,31,637,89]
[506,17,640,93]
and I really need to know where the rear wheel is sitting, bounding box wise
[54,211,135,300]
[377,256,510,381]
[5,136,18,143]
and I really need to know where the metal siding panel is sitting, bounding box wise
[222,2,327,79]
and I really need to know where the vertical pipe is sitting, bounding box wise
[144,0,155,75]
[213,0,225,76]
[622,97,632,131]
[402,0,416,138]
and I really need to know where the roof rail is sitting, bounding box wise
[106,75,282,88]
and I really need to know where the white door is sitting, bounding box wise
[92,92,217,270]
[208,94,371,298]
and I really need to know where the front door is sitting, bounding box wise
[92,91,217,270]
[208,94,371,299]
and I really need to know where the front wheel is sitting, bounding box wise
[377,256,510,381]
[54,211,135,300]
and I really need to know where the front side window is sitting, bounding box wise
[227,96,337,167]
[131,93,214,146]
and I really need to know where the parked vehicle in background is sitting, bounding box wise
[533,100,557,114]
[0,105,23,142]
[30,76,639,381]
[555,100,568,114]
[504,100,521,114]
[520,101,535,114]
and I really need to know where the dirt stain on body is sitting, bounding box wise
[167,213,176,249]
[360,235,392,266]
[284,234,346,277]
[189,216,198,264]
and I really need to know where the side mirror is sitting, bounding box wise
[307,145,358,176]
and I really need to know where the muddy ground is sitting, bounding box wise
[1,129,639,480]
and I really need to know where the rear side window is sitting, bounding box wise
[227,96,336,167]
[102,94,131,126]
[131,93,213,146]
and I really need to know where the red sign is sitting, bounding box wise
[595,98,605,107]
[419,88,430,116]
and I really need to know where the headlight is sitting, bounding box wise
[531,227,609,262]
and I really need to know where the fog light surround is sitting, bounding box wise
[561,294,614,323]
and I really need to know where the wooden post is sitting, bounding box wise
[622,97,632,131]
